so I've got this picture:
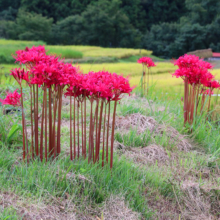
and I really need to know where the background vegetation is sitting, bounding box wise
[0,0,219,58]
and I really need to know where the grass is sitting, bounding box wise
[46,46,83,59]
[0,206,19,220]
[115,129,151,148]
[1,83,220,219]
[2,62,220,96]
[0,146,157,218]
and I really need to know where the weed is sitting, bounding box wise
[115,129,151,148]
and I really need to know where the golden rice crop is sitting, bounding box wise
[82,48,152,58]
[0,39,152,60]
[79,62,176,77]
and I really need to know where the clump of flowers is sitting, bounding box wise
[65,70,134,168]
[0,88,28,161]
[137,57,156,95]
[172,54,220,126]
[3,45,134,168]
[12,46,79,162]
[0,89,21,106]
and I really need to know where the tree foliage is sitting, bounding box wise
[50,0,141,47]
[5,9,53,42]
[143,0,220,57]
[0,0,219,58]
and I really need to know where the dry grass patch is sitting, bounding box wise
[165,152,220,219]
[0,191,77,220]
[101,195,141,220]
[115,113,156,134]
[1,190,140,220]
[144,187,180,220]
[180,181,217,220]
[116,143,169,165]
[154,124,192,151]
[114,113,192,152]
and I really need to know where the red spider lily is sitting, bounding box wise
[25,45,46,53]
[137,57,156,68]
[137,57,156,95]
[9,45,134,169]
[64,70,134,167]
[13,45,47,65]
[79,71,133,100]
[201,89,214,95]
[31,58,61,86]
[0,89,21,107]
[173,54,200,68]
[58,63,80,86]
[204,80,220,89]
[203,80,220,114]
[14,49,47,65]
[10,68,30,85]
[173,55,214,86]
[172,54,219,127]
[0,89,28,161]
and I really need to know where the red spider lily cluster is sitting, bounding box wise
[137,57,156,68]
[0,89,21,106]
[137,57,156,95]
[172,54,220,125]
[4,45,133,168]
[64,70,133,168]
[0,89,27,157]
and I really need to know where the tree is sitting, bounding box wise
[51,0,142,48]
[0,0,21,11]
[6,9,53,42]
[50,15,84,45]
[143,23,180,58]
[185,0,220,25]
[20,0,97,22]
[143,0,220,57]
[140,0,187,29]
[120,0,146,32]
[0,7,18,20]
